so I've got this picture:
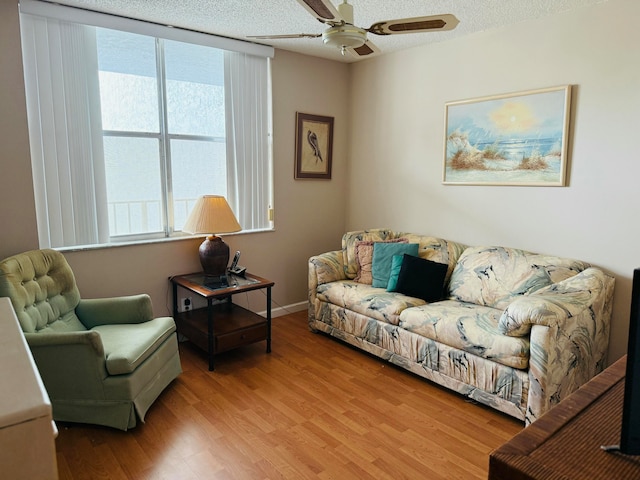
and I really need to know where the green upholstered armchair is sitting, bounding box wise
[0,249,182,430]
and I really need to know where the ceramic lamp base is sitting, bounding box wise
[199,235,230,277]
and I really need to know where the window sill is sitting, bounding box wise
[56,227,275,253]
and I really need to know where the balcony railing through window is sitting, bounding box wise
[107,198,200,237]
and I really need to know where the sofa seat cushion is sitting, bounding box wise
[399,300,530,369]
[92,316,176,375]
[449,246,591,310]
[317,280,426,325]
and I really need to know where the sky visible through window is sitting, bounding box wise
[96,28,227,236]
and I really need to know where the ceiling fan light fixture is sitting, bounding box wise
[322,25,367,49]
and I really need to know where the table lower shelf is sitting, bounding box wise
[175,303,269,361]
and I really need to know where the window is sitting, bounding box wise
[19,0,274,248]
[98,30,228,238]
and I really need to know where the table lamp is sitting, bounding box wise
[182,195,241,278]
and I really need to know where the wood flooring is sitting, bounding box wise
[55,310,523,479]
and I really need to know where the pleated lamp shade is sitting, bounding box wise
[182,195,241,277]
[182,195,241,235]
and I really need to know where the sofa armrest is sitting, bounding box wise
[308,251,345,326]
[76,294,154,329]
[309,250,346,287]
[498,267,613,336]
[499,267,615,424]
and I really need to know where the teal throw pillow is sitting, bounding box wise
[386,254,405,292]
[371,242,419,288]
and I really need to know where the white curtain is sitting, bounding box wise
[224,52,273,231]
[20,14,109,248]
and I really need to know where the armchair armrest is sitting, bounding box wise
[76,294,154,329]
[499,267,615,424]
[26,330,104,356]
[25,330,111,397]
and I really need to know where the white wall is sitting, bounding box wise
[348,0,639,362]
[3,0,637,362]
[0,2,349,318]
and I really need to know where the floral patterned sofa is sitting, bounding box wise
[308,229,615,425]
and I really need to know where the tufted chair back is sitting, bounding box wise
[0,249,85,333]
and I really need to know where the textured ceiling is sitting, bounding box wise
[49,0,608,63]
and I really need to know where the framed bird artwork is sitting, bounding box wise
[295,112,333,179]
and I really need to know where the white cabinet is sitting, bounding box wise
[0,297,57,479]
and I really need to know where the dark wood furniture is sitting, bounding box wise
[170,272,274,371]
[489,356,640,479]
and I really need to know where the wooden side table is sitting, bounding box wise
[489,356,640,479]
[170,272,274,371]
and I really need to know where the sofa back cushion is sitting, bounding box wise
[342,229,467,283]
[449,246,591,310]
[342,229,398,279]
[398,233,467,283]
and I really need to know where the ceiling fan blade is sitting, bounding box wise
[296,0,343,24]
[347,40,380,58]
[367,14,459,36]
[247,33,322,40]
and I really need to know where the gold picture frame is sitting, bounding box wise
[443,85,572,186]
[295,112,333,179]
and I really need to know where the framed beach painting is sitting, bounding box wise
[443,85,572,186]
[295,112,334,179]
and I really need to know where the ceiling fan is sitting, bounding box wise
[248,0,459,58]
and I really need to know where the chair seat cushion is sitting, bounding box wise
[92,317,176,375]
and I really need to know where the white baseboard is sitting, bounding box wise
[258,300,307,318]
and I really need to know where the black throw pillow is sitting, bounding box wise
[395,254,448,302]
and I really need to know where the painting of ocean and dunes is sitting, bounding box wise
[443,86,571,186]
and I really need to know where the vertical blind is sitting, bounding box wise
[20,17,110,247]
